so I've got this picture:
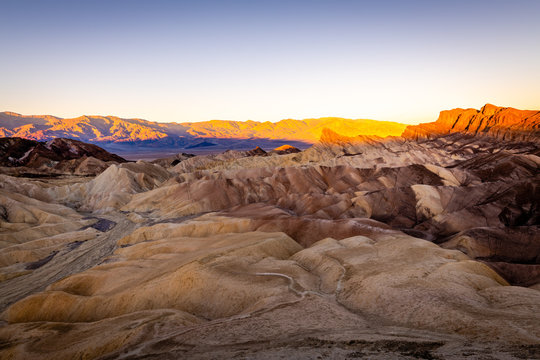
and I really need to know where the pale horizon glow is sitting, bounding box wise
[1,0,539,125]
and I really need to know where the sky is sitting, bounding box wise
[1,0,539,125]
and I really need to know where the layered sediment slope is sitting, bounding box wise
[0,107,539,359]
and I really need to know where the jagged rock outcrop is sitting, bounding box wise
[402,104,540,141]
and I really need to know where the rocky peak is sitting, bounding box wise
[245,146,267,156]
[481,103,500,116]
[402,104,540,141]
[270,144,301,155]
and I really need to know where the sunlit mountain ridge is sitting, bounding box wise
[1,105,538,153]
[183,117,407,142]
[0,112,406,145]
[402,104,540,141]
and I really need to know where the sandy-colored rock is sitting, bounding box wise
[3,231,303,323]
[49,161,171,212]
[293,234,540,342]
[0,309,203,360]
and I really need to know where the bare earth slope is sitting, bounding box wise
[0,107,539,359]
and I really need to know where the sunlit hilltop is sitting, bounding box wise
[183,117,407,142]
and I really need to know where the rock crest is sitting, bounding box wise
[402,104,540,141]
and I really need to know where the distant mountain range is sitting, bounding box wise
[0,105,538,155]
[0,112,407,152]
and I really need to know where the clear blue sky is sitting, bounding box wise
[1,0,539,124]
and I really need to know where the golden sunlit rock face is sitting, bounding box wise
[403,104,540,141]
[0,105,539,359]
[183,117,407,141]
